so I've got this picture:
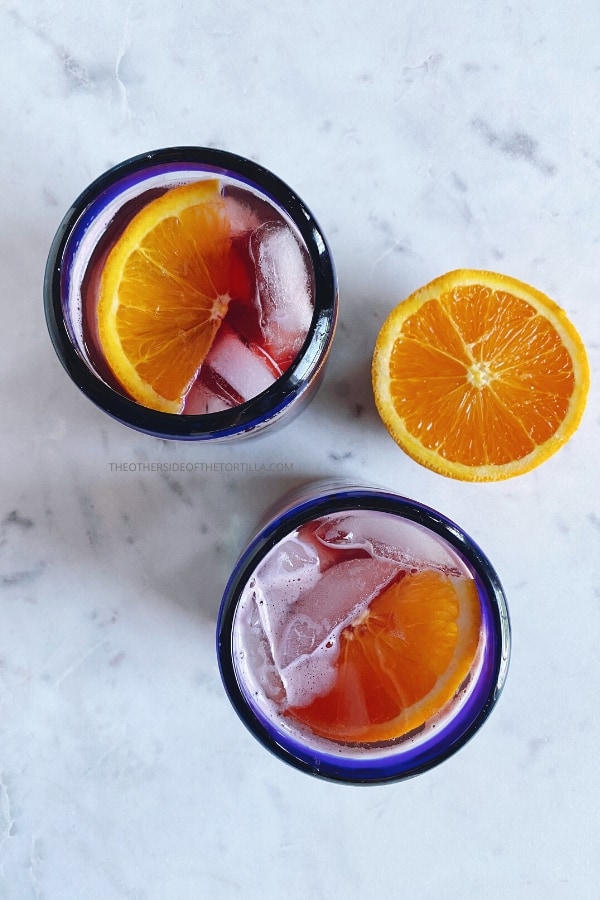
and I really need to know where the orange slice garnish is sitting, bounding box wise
[97,179,231,412]
[288,570,481,744]
[372,270,590,481]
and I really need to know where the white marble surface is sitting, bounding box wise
[1,0,599,897]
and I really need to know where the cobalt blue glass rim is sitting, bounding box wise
[217,486,511,785]
[43,146,338,440]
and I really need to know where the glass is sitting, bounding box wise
[44,147,337,441]
[217,482,510,784]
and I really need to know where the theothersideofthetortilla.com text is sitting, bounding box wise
[108,461,294,473]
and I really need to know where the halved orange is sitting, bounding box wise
[372,270,590,481]
[287,570,481,744]
[97,179,232,412]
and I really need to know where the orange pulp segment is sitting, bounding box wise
[372,270,590,481]
[288,570,481,744]
[97,179,232,412]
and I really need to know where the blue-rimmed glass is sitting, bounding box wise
[217,483,510,784]
[44,147,337,440]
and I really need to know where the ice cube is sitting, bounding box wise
[313,511,469,577]
[203,322,282,403]
[223,186,284,237]
[223,193,262,237]
[254,552,401,703]
[297,519,368,572]
[183,379,234,415]
[277,556,401,707]
[251,536,322,663]
[236,589,286,703]
[250,222,313,367]
[255,535,323,608]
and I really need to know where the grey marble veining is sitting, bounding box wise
[1,0,599,897]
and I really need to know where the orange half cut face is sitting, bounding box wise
[372,270,590,481]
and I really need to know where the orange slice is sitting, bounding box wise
[372,270,590,481]
[288,570,481,744]
[97,179,231,412]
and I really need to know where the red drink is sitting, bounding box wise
[234,509,482,745]
[45,149,337,440]
[80,178,315,414]
[218,484,511,783]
